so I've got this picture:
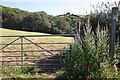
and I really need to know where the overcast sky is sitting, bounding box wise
[1,0,119,16]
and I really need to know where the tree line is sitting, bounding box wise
[1,5,84,34]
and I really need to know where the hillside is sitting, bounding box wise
[1,5,85,34]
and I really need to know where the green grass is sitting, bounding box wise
[1,66,56,78]
[0,28,49,35]
[0,28,73,42]
[78,15,86,18]
[0,28,73,50]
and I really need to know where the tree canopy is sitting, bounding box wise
[1,5,83,34]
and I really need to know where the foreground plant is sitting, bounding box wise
[60,19,119,79]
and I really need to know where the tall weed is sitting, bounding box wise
[61,18,119,79]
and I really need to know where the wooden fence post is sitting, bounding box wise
[109,7,118,63]
[21,37,24,67]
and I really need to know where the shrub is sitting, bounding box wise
[61,19,119,79]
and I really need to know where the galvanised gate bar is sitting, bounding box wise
[0,34,76,70]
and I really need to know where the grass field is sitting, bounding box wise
[0,28,74,60]
[0,28,73,42]
[0,28,50,35]
[0,28,73,78]
[0,28,73,52]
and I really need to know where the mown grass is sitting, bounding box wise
[0,28,74,78]
[0,28,49,35]
[0,28,73,44]
[0,28,73,54]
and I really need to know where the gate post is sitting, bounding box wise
[109,7,118,63]
[21,37,24,67]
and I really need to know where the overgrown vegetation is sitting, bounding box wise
[59,18,120,79]
[58,2,120,79]
[88,2,120,43]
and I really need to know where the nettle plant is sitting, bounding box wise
[62,18,119,79]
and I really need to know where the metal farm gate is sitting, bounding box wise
[0,34,76,71]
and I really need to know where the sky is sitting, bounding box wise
[0,0,119,16]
